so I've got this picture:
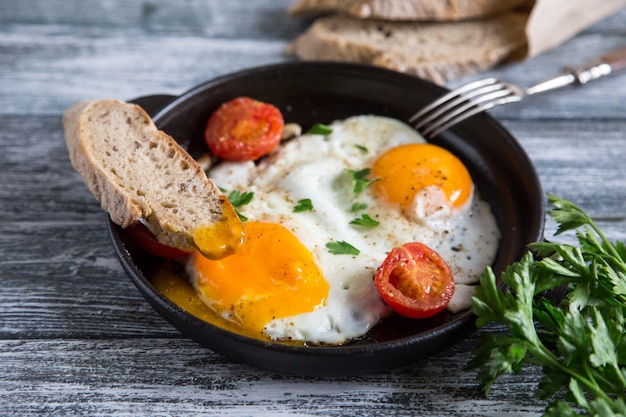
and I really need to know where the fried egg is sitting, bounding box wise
[187,115,500,344]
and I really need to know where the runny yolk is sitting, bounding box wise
[371,143,473,209]
[192,195,245,260]
[192,221,328,336]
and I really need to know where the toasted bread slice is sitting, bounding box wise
[288,0,531,21]
[286,13,528,84]
[63,99,244,260]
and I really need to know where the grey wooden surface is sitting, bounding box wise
[1,1,625,416]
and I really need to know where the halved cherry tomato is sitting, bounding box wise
[205,96,284,161]
[126,223,188,259]
[375,242,455,319]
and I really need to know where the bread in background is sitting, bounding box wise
[286,13,528,84]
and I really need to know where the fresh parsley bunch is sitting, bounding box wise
[471,194,626,416]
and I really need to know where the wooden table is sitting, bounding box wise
[2,1,625,415]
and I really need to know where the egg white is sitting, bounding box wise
[201,115,500,344]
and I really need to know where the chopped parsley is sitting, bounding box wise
[344,168,380,195]
[350,214,379,227]
[227,190,254,207]
[326,241,360,256]
[354,144,369,154]
[308,123,333,135]
[293,198,314,213]
[224,189,254,221]
[350,202,368,212]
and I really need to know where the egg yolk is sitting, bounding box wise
[371,143,473,209]
[192,221,328,336]
[192,195,245,260]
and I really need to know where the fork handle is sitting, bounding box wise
[565,46,626,84]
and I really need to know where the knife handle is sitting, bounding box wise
[565,46,626,84]
[600,46,626,72]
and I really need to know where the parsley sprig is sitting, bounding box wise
[326,241,360,256]
[227,190,254,207]
[308,123,333,135]
[344,168,380,195]
[223,189,254,221]
[350,214,379,227]
[350,202,368,212]
[471,193,626,416]
[293,198,314,213]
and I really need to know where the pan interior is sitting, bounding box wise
[110,62,544,375]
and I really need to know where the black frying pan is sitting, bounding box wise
[108,62,544,376]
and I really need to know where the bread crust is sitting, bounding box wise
[288,0,532,20]
[63,99,244,259]
[64,100,147,228]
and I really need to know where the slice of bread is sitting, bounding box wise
[286,13,528,84]
[63,99,245,260]
[288,0,532,21]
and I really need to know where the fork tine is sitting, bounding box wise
[411,77,528,139]
[409,78,500,124]
[413,83,509,130]
[423,94,523,139]
[419,88,516,135]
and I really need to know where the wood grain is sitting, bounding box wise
[1,0,626,415]
[1,334,548,416]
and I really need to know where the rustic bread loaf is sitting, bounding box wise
[286,13,528,84]
[288,0,532,21]
[63,99,244,260]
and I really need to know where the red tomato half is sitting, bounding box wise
[375,242,455,319]
[205,96,284,161]
[126,223,188,259]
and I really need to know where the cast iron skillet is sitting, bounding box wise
[107,62,545,376]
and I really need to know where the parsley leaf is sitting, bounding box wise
[344,168,380,195]
[293,198,314,213]
[350,202,368,212]
[227,190,254,207]
[350,214,379,227]
[326,241,360,256]
[470,193,626,416]
[225,190,254,222]
[308,123,333,135]
[354,144,369,154]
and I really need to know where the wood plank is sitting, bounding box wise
[0,0,306,37]
[505,119,626,219]
[0,333,548,416]
[0,29,293,115]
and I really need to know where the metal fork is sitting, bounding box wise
[410,47,626,139]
